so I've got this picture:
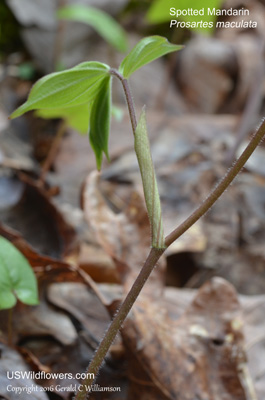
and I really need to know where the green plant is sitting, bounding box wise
[36,4,128,137]
[10,35,265,400]
[0,235,39,345]
[57,4,128,53]
[11,36,181,169]
[0,236,39,310]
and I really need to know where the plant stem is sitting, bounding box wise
[110,69,137,133]
[74,247,164,400]
[111,68,165,249]
[73,69,265,400]
[8,308,13,347]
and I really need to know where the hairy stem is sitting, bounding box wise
[74,247,164,400]
[73,69,265,399]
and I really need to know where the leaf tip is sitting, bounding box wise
[104,147,110,163]
[9,110,18,120]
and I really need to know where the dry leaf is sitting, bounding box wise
[0,343,49,400]
[122,278,250,400]
[83,171,165,295]
[0,300,77,346]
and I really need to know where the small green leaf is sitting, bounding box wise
[119,35,183,78]
[0,236,39,310]
[10,62,110,119]
[134,108,165,249]
[58,5,128,53]
[89,77,112,170]
[36,104,91,134]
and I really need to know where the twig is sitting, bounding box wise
[39,120,67,185]
[75,267,109,309]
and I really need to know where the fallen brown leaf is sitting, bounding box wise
[122,278,251,400]
[83,171,165,295]
[0,342,49,400]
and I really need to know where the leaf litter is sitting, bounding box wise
[1,2,265,398]
[2,107,265,399]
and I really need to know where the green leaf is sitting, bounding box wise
[147,0,223,34]
[36,103,122,135]
[58,5,128,53]
[134,108,165,249]
[0,236,39,310]
[36,104,91,134]
[89,77,112,170]
[10,62,110,119]
[119,36,183,78]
